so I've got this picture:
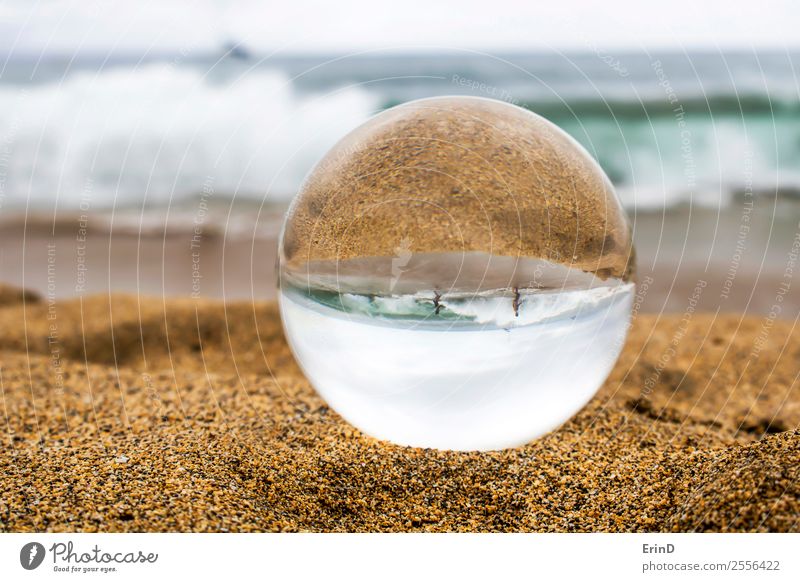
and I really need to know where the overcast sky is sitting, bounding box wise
[1,0,798,57]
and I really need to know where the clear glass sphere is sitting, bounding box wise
[279,96,635,451]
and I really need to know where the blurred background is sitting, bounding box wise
[0,0,798,316]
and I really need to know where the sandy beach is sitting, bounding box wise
[0,283,797,532]
[2,196,800,532]
[1,5,798,578]
[3,192,800,316]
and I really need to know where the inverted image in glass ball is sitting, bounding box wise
[279,96,635,451]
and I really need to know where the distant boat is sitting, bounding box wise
[222,41,252,61]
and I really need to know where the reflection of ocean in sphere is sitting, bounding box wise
[279,96,636,451]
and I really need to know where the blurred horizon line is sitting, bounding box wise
[4,46,800,63]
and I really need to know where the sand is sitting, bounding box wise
[0,284,798,532]
[284,97,634,281]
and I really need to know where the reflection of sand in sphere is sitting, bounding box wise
[283,96,635,283]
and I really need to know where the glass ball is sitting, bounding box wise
[279,96,635,451]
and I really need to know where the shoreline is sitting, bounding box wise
[3,197,800,317]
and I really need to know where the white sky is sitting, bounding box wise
[1,0,798,57]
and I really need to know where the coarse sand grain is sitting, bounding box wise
[0,285,797,532]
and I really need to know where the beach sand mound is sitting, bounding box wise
[0,286,797,532]
[0,284,40,308]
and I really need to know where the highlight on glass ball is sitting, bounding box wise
[278,96,636,451]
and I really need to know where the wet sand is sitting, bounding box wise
[2,195,800,317]
[0,286,797,532]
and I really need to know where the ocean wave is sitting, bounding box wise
[0,64,378,209]
[0,61,798,212]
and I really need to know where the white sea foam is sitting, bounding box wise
[0,64,377,209]
[1,57,798,212]
[440,284,633,328]
[297,281,633,329]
